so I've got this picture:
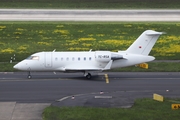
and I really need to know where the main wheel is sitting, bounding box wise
[86,73,91,79]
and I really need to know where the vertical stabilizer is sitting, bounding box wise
[126,30,164,55]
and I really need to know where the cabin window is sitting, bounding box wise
[61,58,63,61]
[84,57,86,61]
[72,57,75,61]
[66,57,69,61]
[78,57,80,61]
[89,57,91,60]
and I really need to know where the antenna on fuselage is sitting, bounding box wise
[53,49,56,52]
[89,49,92,52]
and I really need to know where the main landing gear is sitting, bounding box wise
[27,71,32,79]
[84,71,92,79]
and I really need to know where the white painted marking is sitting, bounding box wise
[1,9,180,21]
[57,92,104,102]
[94,96,112,99]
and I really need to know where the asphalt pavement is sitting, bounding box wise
[0,72,180,120]
[0,72,180,103]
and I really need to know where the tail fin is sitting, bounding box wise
[126,30,164,55]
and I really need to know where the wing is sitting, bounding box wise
[56,60,113,72]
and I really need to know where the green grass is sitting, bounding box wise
[3,62,180,72]
[0,63,16,72]
[43,98,180,120]
[0,0,180,9]
[1,22,180,72]
[1,22,180,63]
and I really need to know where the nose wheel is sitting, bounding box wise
[28,75,32,79]
[27,71,32,79]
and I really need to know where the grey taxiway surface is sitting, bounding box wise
[0,72,180,120]
[1,72,180,103]
[1,9,180,21]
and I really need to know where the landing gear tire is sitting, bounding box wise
[86,73,91,79]
[27,75,32,79]
[27,71,32,79]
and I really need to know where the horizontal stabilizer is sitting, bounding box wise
[146,31,165,36]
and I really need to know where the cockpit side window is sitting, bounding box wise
[26,56,39,60]
[26,56,32,60]
[32,56,39,60]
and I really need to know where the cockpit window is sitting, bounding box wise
[32,56,39,60]
[26,56,39,60]
[26,56,32,60]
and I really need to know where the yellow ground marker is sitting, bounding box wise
[153,93,164,102]
[136,63,148,69]
[104,74,109,83]
[172,104,180,110]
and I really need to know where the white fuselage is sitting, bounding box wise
[14,51,155,72]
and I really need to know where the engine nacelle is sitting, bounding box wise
[95,51,123,62]
[95,51,111,62]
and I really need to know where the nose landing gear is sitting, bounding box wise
[27,71,32,79]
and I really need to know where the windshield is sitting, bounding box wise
[26,56,39,60]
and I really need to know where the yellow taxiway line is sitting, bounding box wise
[104,74,109,83]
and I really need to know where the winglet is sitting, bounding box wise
[146,31,165,35]
[103,60,113,70]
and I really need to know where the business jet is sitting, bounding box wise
[13,30,164,79]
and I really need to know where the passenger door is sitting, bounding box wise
[45,52,52,68]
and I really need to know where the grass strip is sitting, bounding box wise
[1,22,180,62]
[0,0,180,9]
[42,98,180,120]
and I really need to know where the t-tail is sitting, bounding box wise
[126,30,164,55]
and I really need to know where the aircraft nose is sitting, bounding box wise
[13,64,19,70]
